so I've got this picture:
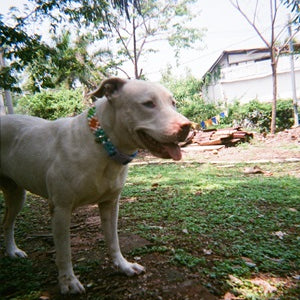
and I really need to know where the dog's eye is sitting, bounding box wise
[171,100,176,107]
[143,101,156,108]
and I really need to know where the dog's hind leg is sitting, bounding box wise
[1,178,27,258]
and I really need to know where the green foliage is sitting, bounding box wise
[161,73,217,123]
[23,30,114,92]
[16,88,87,120]
[0,1,139,91]
[179,98,218,124]
[276,99,295,129]
[172,249,204,268]
[281,0,300,23]
[227,99,294,132]
[0,258,45,297]
[164,75,202,107]
[0,17,43,92]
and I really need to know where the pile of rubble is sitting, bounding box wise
[183,127,253,147]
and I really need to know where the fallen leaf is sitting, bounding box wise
[242,257,257,267]
[39,292,50,300]
[250,278,277,294]
[288,208,298,212]
[151,182,159,190]
[223,291,237,300]
[243,166,263,174]
[203,248,212,255]
[77,257,86,262]
[87,282,94,288]
[272,231,287,239]
[195,191,203,196]
[228,274,243,285]
[243,166,272,176]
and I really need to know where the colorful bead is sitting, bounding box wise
[87,105,136,165]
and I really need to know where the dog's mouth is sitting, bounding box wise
[137,130,182,161]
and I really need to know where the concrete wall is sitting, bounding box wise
[203,55,300,105]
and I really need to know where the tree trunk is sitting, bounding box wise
[0,92,6,115]
[270,48,277,134]
[0,49,14,114]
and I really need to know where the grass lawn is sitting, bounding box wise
[0,161,299,299]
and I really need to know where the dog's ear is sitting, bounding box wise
[87,78,127,101]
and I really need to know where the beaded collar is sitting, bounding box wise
[87,107,137,165]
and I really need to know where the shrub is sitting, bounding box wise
[178,96,218,124]
[276,99,294,131]
[161,74,217,123]
[226,99,294,132]
[16,88,87,120]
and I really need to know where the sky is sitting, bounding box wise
[1,0,297,81]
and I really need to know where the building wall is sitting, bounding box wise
[203,55,300,105]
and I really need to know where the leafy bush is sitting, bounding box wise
[16,88,87,120]
[161,74,217,123]
[178,97,218,124]
[276,99,294,130]
[227,99,294,132]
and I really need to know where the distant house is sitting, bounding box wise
[202,46,300,104]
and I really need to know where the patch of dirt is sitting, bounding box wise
[44,206,218,300]
[34,205,219,299]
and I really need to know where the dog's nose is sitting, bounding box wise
[177,122,191,142]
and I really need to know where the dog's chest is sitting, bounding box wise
[72,163,128,207]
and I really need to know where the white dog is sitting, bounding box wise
[0,78,191,294]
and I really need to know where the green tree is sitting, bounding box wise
[161,71,217,123]
[0,0,141,92]
[108,0,205,79]
[24,30,116,92]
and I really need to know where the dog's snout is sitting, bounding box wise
[177,122,191,142]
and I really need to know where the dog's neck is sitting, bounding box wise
[87,106,137,165]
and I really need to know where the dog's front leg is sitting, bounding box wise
[99,199,145,276]
[51,206,85,294]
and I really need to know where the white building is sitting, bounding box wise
[202,47,300,105]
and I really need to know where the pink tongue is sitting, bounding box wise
[163,144,182,161]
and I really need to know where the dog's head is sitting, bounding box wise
[88,77,191,161]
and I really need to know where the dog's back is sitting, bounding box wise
[1,114,70,198]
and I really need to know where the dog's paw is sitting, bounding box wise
[59,274,86,294]
[7,247,28,259]
[117,261,146,276]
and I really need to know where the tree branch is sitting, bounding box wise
[229,0,271,48]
